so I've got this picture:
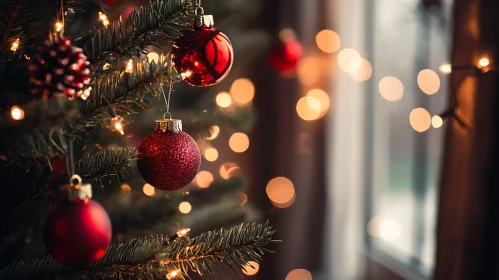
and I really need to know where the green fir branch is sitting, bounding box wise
[72,0,194,62]
[70,57,178,137]
[0,222,277,280]
[75,147,137,189]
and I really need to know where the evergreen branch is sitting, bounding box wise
[70,57,178,137]
[75,147,137,189]
[0,0,23,50]
[0,222,277,280]
[73,0,194,62]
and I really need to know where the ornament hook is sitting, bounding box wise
[195,6,204,15]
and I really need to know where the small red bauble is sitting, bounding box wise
[30,36,90,100]
[137,119,201,191]
[172,24,233,87]
[269,33,303,74]
[43,199,112,267]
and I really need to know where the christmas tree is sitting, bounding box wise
[0,0,276,278]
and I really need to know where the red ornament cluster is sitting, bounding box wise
[30,36,90,100]
[137,124,201,191]
[43,199,112,267]
[173,25,233,87]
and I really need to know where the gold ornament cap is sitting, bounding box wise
[155,119,183,133]
[194,7,214,27]
[68,174,93,202]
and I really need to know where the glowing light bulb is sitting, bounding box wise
[479,57,490,67]
[55,21,63,32]
[142,183,155,196]
[178,202,192,214]
[167,270,181,279]
[242,261,260,276]
[177,228,191,237]
[184,71,192,77]
[81,87,92,100]
[10,106,24,120]
[439,63,452,74]
[204,147,219,162]
[432,115,443,128]
[99,12,110,27]
[125,59,133,73]
[10,38,19,51]
[110,115,125,135]
[216,92,232,108]
[120,183,131,192]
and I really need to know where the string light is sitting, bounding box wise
[410,108,431,132]
[10,106,24,120]
[379,76,404,101]
[125,59,133,73]
[266,177,296,208]
[176,228,191,237]
[120,183,131,192]
[81,87,92,100]
[219,162,240,179]
[229,132,250,153]
[478,57,490,68]
[417,69,440,95]
[55,21,63,32]
[142,183,155,196]
[102,63,111,70]
[166,270,181,279]
[178,202,192,214]
[216,92,232,108]
[194,171,214,188]
[432,115,443,128]
[439,63,452,74]
[242,261,260,276]
[316,29,341,54]
[230,78,255,106]
[286,269,313,280]
[10,38,19,52]
[110,115,125,135]
[98,12,110,27]
[204,147,219,162]
[204,125,220,140]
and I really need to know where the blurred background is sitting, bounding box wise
[86,0,455,279]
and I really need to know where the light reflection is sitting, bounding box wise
[367,216,402,242]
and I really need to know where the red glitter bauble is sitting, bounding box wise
[137,130,201,191]
[43,199,112,267]
[269,37,303,73]
[172,25,233,87]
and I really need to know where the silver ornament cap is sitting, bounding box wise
[194,7,214,27]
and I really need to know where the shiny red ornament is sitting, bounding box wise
[43,199,112,267]
[101,0,119,5]
[172,25,233,87]
[269,36,303,74]
[137,120,201,191]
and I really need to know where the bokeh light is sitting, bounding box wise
[367,216,402,242]
[479,57,490,67]
[439,63,452,74]
[432,115,443,128]
[242,261,260,276]
[230,78,255,106]
[316,30,340,54]
[142,183,155,196]
[297,56,322,85]
[349,58,372,81]
[120,183,131,193]
[417,69,440,95]
[204,147,219,162]
[194,171,214,188]
[216,92,232,108]
[178,202,192,214]
[296,96,321,121]
[379,76,404,101]
[229,132,250,153]
[219,162,240,179]
[204,125,220,141]
[337,49,361,73]
[147,52,159,63]
[266,177,295,206]
[285,269,313,280]
[10,106,24,120]
[410,108,431,132]
[306,89,330,116]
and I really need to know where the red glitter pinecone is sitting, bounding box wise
[30,36,90,100]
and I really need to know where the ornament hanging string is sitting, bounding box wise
[161,82,173,120]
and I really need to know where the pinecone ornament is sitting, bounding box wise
[30,36,90,100]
